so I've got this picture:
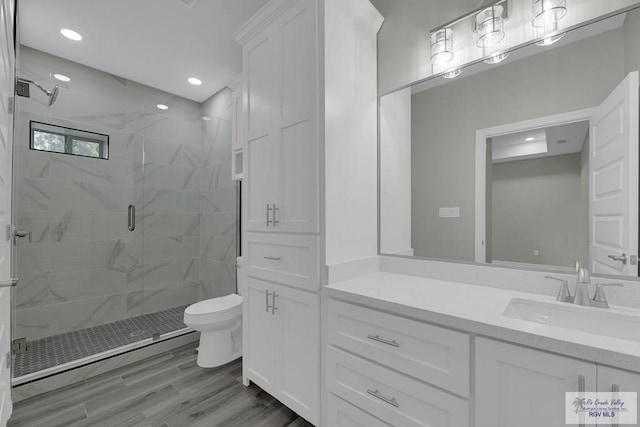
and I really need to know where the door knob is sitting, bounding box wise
[608,253,627,265]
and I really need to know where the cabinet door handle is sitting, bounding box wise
[612,384,619,427]
[266,290,272,313]
[266,204,273,227]
[264,256,281,261]
[271,291,278,315]
[578,375,585,427]
[366,389,399,408]
[272,204,279,226]
[367,334,399,348]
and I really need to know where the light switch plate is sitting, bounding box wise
[439,207,460,218]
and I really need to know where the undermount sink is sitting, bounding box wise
[503,298,640,341]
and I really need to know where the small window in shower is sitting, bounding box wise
[30,121,109,159]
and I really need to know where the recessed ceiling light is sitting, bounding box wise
[157,104,169,110]
[201,116,211,121]
[188,77,202,86]
[60,28,82,41]
[53,73,70,82]
[526,137,535,141]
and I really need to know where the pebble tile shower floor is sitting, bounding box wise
[13,305,190,378]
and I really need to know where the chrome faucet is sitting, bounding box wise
[574,267,592,307]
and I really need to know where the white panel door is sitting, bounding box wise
[589,71,639,276]
[273,284,319,425]
[597,365,640,426]
[243,277,276,391]
[476,338,597,427]
[0,0,14,424]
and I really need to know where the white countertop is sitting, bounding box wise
[325,272,640,372]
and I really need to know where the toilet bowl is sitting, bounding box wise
[183,293,243,368]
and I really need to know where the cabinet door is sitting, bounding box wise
[269,0,319,233]
[244,29,280,232]
[273,284,319,425]
[476,337,597,427]
[597,365,640,426]
[243,277,276,391]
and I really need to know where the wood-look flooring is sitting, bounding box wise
[8,341,313,427]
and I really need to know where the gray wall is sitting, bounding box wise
[411,28,626,261]
[491,153,584,268]
[625,8,640,74]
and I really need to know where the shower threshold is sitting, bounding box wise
[12,305,191,385]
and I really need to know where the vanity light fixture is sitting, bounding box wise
[60,28,82,41]
[531,0,567,28]
[430,28,454,65]
[484,52,509,64]
[476,5,505,47]
[526,137,535,141]
[156,103,169,110]
[188,77,202,86]
[443,69,462,79]
[53,73,70,82]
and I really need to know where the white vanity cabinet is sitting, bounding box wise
[476,337,598,427]
[244,276,319,423]
[236,0,382,424]
[326,299,470,427]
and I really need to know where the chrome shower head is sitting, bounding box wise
[16,78,60,106]
[48,84,59,106]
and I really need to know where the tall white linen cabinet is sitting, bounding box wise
[233,0,383,425]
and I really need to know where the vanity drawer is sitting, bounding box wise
[327,347,469,427]
[246,233,319,291]
[328,299,470,397]
[327,394,391,427]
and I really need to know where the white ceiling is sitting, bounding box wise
[18,0,269,103]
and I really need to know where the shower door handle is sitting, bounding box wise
[128,205,135,231]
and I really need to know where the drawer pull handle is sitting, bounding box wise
[367,389,399,408]
[264,256,281,261]
[367,334,399,348]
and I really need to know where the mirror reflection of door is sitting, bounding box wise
[484,71,639,276]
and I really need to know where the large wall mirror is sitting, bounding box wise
[379,5,640,278]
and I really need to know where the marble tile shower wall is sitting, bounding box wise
[13,47,236,341]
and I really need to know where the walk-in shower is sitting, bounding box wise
[11,46,238,384]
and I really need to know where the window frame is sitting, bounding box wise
[30,121,109,160]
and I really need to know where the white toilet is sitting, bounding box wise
[183,293,243,368]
